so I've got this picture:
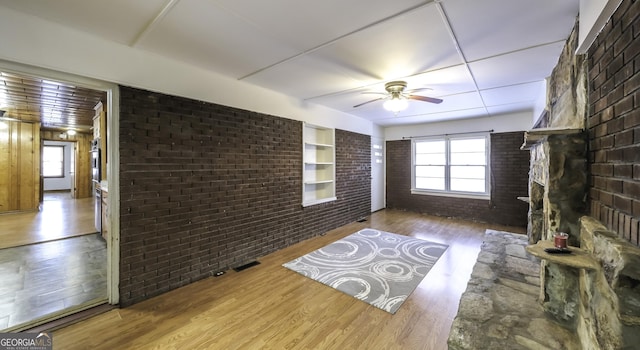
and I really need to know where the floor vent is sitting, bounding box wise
[357,217,367,222]
[233,261,260,272]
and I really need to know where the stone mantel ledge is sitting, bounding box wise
[520,127,584,150]
[526,240,598,270]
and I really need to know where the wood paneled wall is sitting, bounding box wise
[41,130,93,199]
[0,121,41,212]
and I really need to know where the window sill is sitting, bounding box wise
[410,189,490,200]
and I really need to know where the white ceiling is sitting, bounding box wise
[0,0,579,127]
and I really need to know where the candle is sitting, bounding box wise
[554,232,568,249]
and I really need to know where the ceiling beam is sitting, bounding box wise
[434,1,491,117]
[238,1,437,81]
[130,0,182,47]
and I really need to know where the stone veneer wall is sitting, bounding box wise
[586,0,640,247]
[522,5,640,349]
[525,130,588,246]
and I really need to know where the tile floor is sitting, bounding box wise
[0,234,107,330]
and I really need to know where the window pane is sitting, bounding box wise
[451,179,486,192]
[416,177,445,190]
[416,165,444,177]
[416,153,445,165]
[450,138,485,152]
[451,166,485,179]
[415,140,445,153]
[451,152,485,165]
[415,165,444,190]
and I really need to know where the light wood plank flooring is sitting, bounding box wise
[52,209,526,350]
[0,234,107,330]
[0,192,96,249]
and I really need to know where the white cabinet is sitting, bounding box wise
[302,123,336,206]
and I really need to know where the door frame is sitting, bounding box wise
[0,60,121,308]
[371,136,385,212]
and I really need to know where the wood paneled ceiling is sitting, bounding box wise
[0,71,106,132]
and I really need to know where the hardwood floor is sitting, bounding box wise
[0,234,107,330]
[52,209,526,350]
[0,192,96,249]
[0,191,107,331]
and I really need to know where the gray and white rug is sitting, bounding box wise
[283,228,448,314]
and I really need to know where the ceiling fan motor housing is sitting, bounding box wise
[385,81,407,96]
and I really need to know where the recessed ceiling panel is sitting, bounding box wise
[469,42,564,90]
[0,0,168,44]
[242,54,375,101]
[212,0,429,51]
[443,0,579,61]
[486,102,534,116]
[137,0,302,78]
[308,5,463,83]
[480,81,546,106]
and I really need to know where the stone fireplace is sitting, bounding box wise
[521,128,588,246]
[522,129,640,349]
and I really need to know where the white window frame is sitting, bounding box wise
[411,133,491,200]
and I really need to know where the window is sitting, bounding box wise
[43,145,65,178]
[412,134,490,199]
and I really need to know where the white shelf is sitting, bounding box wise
[305,142,334,148]
[302,123,336,207]
[304,180,334,184]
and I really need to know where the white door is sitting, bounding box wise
[371,137,385,212]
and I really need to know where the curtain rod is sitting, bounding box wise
[401,129,494,140]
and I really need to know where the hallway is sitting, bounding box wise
[0,191,96,249]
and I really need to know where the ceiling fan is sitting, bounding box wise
[353,81,443,113]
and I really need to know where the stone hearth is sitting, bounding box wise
[448,230,580,349]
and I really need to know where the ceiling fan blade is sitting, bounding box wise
[408,95,443,104]
[353,97,385,108]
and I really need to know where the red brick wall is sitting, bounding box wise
[118,86,371,306]
[386,132,529,227]
[587,0,640,246]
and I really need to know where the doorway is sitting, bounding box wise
[371,136,385,212]
[0,61,119,331]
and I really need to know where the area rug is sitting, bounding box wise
[283,228,448,314]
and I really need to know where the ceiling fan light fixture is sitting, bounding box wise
[383,97,408,113]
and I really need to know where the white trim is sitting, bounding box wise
[410,189,490,200]
[411,132,491,198]
[0,59,120,305]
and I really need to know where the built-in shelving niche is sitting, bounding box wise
[302,123,336,207]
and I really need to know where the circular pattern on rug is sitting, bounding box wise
[370,260,414,282]
[306,236,378,267]
[357,229,382,238]
[378,247,400,258]
[320,270,390,301]
[400,240,446,265]
[282,228,448,314]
